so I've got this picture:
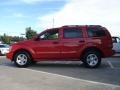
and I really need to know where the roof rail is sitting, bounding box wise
[62,25,83,27]
[87,25,101,27]
[62,25,101,28]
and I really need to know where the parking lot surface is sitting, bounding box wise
[0,56,120,90]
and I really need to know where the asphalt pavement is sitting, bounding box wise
[0,56,120,90]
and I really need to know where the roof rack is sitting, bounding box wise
[62,25,101,28]
[62,25,84,27]
[87,25,101,27]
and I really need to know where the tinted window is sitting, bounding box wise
[0,45,5,48]
[112,37,117,43]
[64,28,83,38]
[0,44,9,48]
[40,29,58,40]
[87,27,105,37]
[112,37,120,43]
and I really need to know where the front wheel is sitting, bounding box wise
[13,51,32,68]
[82,51,101,68]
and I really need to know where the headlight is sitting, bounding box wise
[8,46,12,52]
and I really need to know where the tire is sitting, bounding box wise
[31,61,37,65]
[0,51,2,56]
[82,51,101,68]
[13,51,32,68]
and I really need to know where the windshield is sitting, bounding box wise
[0,44,9,48]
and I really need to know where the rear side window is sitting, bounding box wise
[87,27,105,37]
[64,28,83,38]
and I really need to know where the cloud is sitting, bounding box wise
[21,0,45,4]
[21,0,53,4]
[0,0,53,5]
[38,0,120,36]
[13,13,28,18]
[22,0,66,3]
[21,0,66,5]
[0,0,19,5]
[3,12,28,19]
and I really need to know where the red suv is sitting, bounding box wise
[6,25,114,68]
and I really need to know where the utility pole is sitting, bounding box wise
[53,18,54,28]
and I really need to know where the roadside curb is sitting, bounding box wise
[111,53,120,58]
[0,56,6,58]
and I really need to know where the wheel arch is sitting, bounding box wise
[80,47,104,60]
[12,49,33,61]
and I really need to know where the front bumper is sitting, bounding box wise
[6,52,14,61]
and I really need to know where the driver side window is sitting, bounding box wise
[40,29,58,40]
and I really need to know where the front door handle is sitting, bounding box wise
[79,40,85,43]
[53,41,59,44]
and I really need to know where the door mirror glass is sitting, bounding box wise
[33,34,39,41]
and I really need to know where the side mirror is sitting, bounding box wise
[33,34,39,41]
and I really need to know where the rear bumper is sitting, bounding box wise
[103,49,115,57]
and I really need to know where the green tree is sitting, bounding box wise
[11,36,25,42]
[1,33,12,44]
[25,27,37,39]
[0,35,2,41]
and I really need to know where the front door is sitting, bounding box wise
[33,29,61,59]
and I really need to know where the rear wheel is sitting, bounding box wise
[82,51,101,68]
[13,51,32,67]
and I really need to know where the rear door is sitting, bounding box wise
[61,27,85,59]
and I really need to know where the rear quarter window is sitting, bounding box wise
[87,27,106,37]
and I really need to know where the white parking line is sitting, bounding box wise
[107,61,114,69]
[22,68,120,88]
[0,56,6,58]
[0,56,6,59]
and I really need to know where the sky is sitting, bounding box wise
[0,0,120,36]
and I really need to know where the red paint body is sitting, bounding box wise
[6,25,115,61]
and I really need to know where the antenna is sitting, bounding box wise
[52,18,54,28]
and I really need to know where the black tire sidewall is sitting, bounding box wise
[14,51,31,67]
[83,51,101,68]
[0,51,2,56]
